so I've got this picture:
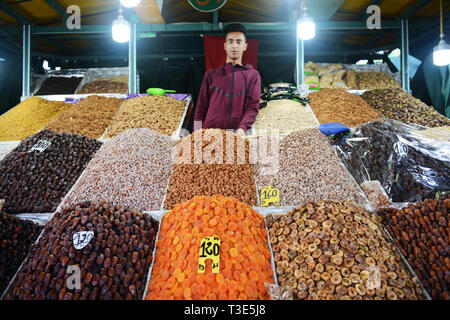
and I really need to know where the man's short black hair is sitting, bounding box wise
[224,23,247,38]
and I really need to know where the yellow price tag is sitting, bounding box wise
[198,236,220,274]
[260,186,280,207]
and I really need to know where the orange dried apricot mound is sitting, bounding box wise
[145,195,274,300]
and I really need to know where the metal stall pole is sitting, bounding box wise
[129,22,137,94]
[22,24,31,97]
[296,38,304,86]
[400,18,410,93]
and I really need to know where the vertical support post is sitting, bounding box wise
[296,37,304,86]
[22,24,31,97]
[129,22,137,94]
[213,10,219,30]
[400,18,410,92]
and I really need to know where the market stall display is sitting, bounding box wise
[0,213,43,295]
[146,195,274,300]
[332,120,450,203]
[105,96,186,137]
[361,89,450,128]
[379,195,449,300]
[309,89,381,127]
[252,99,318,134]
[35,77,84,95]
[3,201,159,300]
[164,129,257,209]
[266,200,426,300]
[0,97,70,141]
[357,72,401,90]
[61,129,174,212]
[0,130,102,214]
[254,128,367,207]
[44,95,123,139]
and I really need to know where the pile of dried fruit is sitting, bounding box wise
[309,89,381,127]
[0,97,70,141]
[79,81,129,94]
[62,129,174,212]
[266,200,425,300]
[253,100,317,134]
[357,72,401,90]
[44,95,123,139]
[4,201,159,300]
[106,96,186,137]
[380,195,449,300]
[146,195,274,300]
[0,213,43,294]
[165,129,257,209]
[0,130,102,214]
[36,77,83,95]
[254,128,367,207]
[360,181,393,209]
[362,89,450,128]
[332,120,450,203]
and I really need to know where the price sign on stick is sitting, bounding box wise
[198,236,220,274]
[261,186,280,207]
[73,231,94,250]
[29,140,51,153]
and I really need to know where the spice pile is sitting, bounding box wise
[0,98,70,141]
[45,95,123,139]
[106,96,186,137]
[309,89,380,127]
[146,195,274,300]
[362,89,450,128]
[61,129,174,212]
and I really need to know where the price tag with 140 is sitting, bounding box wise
[198,236,220,274]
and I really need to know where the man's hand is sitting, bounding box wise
[236,128,246,137]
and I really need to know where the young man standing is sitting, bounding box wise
[194,23,261,136]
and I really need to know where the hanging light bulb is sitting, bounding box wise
[120,0,141,8]
[433,0,450,66]
[297,4,315,40]
[112,8,130,43]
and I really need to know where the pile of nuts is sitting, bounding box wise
[164,164,257,210]
[62,129,174,212]
[332,121,450,203]
[165,129,257,209]
[362,89,450,127]
[0,97,70,141]
[79,81,129,94]
[360,181,393,209]
[266,200,425,300]
[0,130,102,214]
[254,128,367,207]
[45,95,123,139]
[106,96,186,137]
[253,100,318,134]
[309,89,381,127]
[380,195,450,300]
[357,72,401,90]
[147,195,274,300]
[0,213,43,294]
[36,77,83,95]
[4,200,159,300]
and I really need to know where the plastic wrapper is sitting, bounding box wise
[360,180,393,209]
[265,282,293,300]
[332,119,450,203]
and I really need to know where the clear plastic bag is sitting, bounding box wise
[332,119,450,203]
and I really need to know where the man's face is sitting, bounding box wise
[224,32,247,62]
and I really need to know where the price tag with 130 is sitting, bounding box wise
[198,236,220,273]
